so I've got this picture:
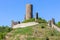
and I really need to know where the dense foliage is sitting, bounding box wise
[0,26,12,40]
[22,18,35,23]
[57,22,60,28]
[22,18,47,23]
[37,18,47,23]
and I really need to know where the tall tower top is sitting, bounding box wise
[26,4,32,5]
[25,4,33,20]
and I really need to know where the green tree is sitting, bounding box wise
[0,26,12,39]
[57,22,60,28]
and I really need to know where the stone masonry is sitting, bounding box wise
[11,4,39,28]
[48,18,55,27]
[11,20,20,27]
[25,4,33,20]
[48,20,52,27]
[48,18,60,32]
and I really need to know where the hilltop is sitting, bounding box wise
[5,23,60,40]
[5,18,60,40]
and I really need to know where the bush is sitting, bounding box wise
[38,18,47,23]
[22,18,35,23]
[57,22,60,28]
[0,26,12,39]
[41,26,45,28]
[22,17,47,23]
[46,37,49,40]
[51,33,54,36]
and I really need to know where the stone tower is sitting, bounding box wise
[26,4,33,20]
[35,12,38,22]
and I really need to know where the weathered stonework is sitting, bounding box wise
[48,20,52,27]
[26,4,33,20]
[48,18,55,27]
[11,20,20,27]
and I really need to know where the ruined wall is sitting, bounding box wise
[48,18,55,27]
[11,20,20,27]
[48,18,60,32]
[26,4,33,20]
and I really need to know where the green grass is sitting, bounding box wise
[22,18,35,23]
[0,26,12,40]
[5,23,60,40]
[22,18,47,23]
[13,26,33,35]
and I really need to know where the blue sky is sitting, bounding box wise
[0,0,60,26]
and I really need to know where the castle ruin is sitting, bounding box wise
[11,4,39,27]
[11,20,20,27]
[48,18,55,27]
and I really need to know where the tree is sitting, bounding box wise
[0,26,12,39]
[57,22,60,28]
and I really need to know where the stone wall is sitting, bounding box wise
[48,18,55,27]
[48,18,60,32]
[11,20,20,27]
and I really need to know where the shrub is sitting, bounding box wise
[46,37,49,40]
[22,18,35,23]
[0,26,12,39]
[22,17,47,23]
[38,18,47,23]
[57,22,60,28]
[41,26,45,28]
[51,33,54,36]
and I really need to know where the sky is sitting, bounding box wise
[0,0,60,26]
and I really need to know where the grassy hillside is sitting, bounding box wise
[22,18,47,23]
[5,23,60,40]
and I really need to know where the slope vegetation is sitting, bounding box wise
[5,23,60,40]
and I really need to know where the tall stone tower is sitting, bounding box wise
[26,4,33,20]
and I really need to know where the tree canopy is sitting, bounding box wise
[0,26,12,40]
[57,22,60,28]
